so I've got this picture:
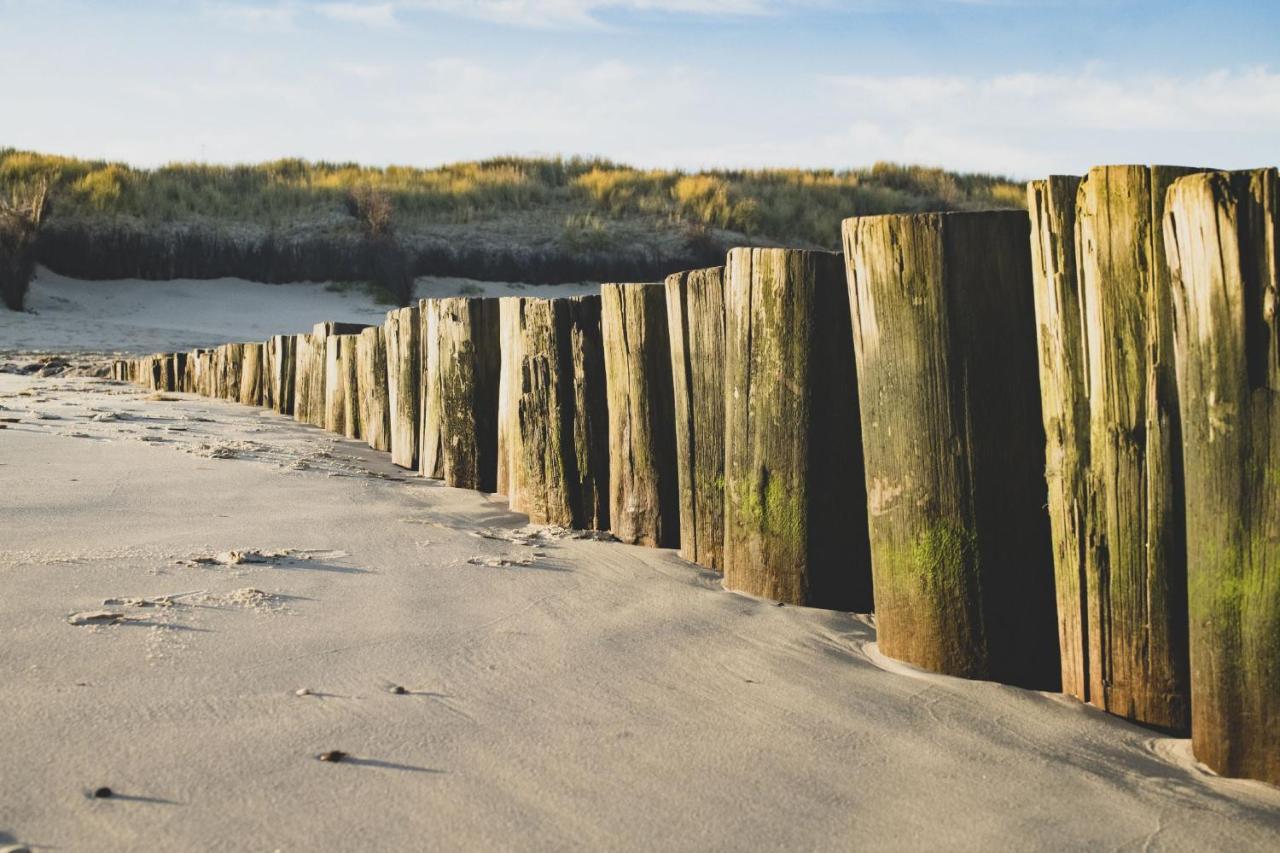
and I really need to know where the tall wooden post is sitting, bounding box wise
[1027,175,1089,700]
[419,299,444,479]
[502,296,610,529]
[497,297,525,500]
[324,334,355,435]
[221,343,243,402]
[601,282,680,547]
[384,306,420,469]
[1163,168,1280,785]
[723,248,873,611]
[267,335,296,416]
[664,266,726,570]
[294,332,326,428]
[429,297,501,491]
[356,326,391,452]
[843,212,1056,688]
[240,342,264,406]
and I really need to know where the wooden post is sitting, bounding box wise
[294,332,326,428]
[429,297,501,491]
[342,334,361,439]
[843,213,1056,687]
[1028,175,1090,701]
[384,306,420,469]
[419,299,444,479]
[601,282,680,547]
[221,343,243,402]
[664,266,727,569]
[267,334,296,415]
[497,297,525,500]
[503,296,610,528]
[723,248,872,611]
[324,334,352,434]
[1066,165,1197,730]
[356,326,391,452]
[1164,168,1280,785]
[240,343,264,406]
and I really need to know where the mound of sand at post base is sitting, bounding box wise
[0,267,598,354]
[1,370,1279,850]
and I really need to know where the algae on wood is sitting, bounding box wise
[601,282,680,547]
[664,266,726,570]
[723,248,872,610]
[1163,168,1280,785]
[431,297,501,491]
[356,326,391,452]
[1071,165,1197,731]
[384,306,420,469]
[844,212,1056,688]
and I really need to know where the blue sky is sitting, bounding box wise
[1,0,1277,178]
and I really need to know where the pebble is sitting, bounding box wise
[0,843,32,853]
[295,688,312,697]
[317,750,347,763]
[92,786,113,799]
[389,685,407,695]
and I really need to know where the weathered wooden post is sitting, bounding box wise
[419,299,444,479]
[1027,175,1089,701]
[356,326,391,452]
[221,343,243,402]
[664,266,726,569]
[240,342,264,406]
[497,297,525,500]
[1164,168,1280,785]
[723,248,873,611]
[341,334,361,439]
[601,282,680,547]
[501,296,610,528]
[843,213,1056,687]
[324,334,352,435]
[384,306,420,469]
[1027,165,1198,730]
[293,333,325,428]
[266,334,296,415]
[427,297,501,491]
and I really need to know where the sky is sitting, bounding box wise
[0,0,1277,178]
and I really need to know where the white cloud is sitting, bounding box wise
[398,0,772,29]
[201,1,299,32]
[317,1,398,26]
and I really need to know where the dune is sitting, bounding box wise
[0,277,1278,851]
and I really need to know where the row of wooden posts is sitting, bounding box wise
[112,166,1278,787]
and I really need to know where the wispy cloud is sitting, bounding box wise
[398,0,773,29]
[201,1,299,32]
[317,1,398,27]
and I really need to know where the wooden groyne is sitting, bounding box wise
[110,160,1279,786]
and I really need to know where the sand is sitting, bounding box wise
[1,276,1279,850]
[0,267,598,354]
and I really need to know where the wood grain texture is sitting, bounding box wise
[419,299,445,479]
[601,282,680,547]
[1028,175,1090,700]
[384,306,420,469]
[356,326,391,452]
[1164,168,1280,785]
[294,330,327,428]
[220,343,243,402]
[341,334,361,439]
[844,212,1056,688]
[665,266,726,569]
[267,335,296,416]
[1073,165,1196,730]
[433,297,501,491]
[239,342,264,407]
[497,297,525,500]
[324,334,349,434]
[723,248,873,611]
[504,296,610,528]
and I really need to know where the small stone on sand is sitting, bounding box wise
[317,750,347,763]
[92,786,113,799]
[295,688,312,697]
[389,685,407,695]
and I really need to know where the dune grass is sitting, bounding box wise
[0,149,1023,249]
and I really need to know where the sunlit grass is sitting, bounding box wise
[0,149,1023,248]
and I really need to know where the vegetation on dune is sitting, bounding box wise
[0,149,1023,250]
[1,174,51,310]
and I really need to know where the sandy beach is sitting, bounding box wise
[2,275,1279,851]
